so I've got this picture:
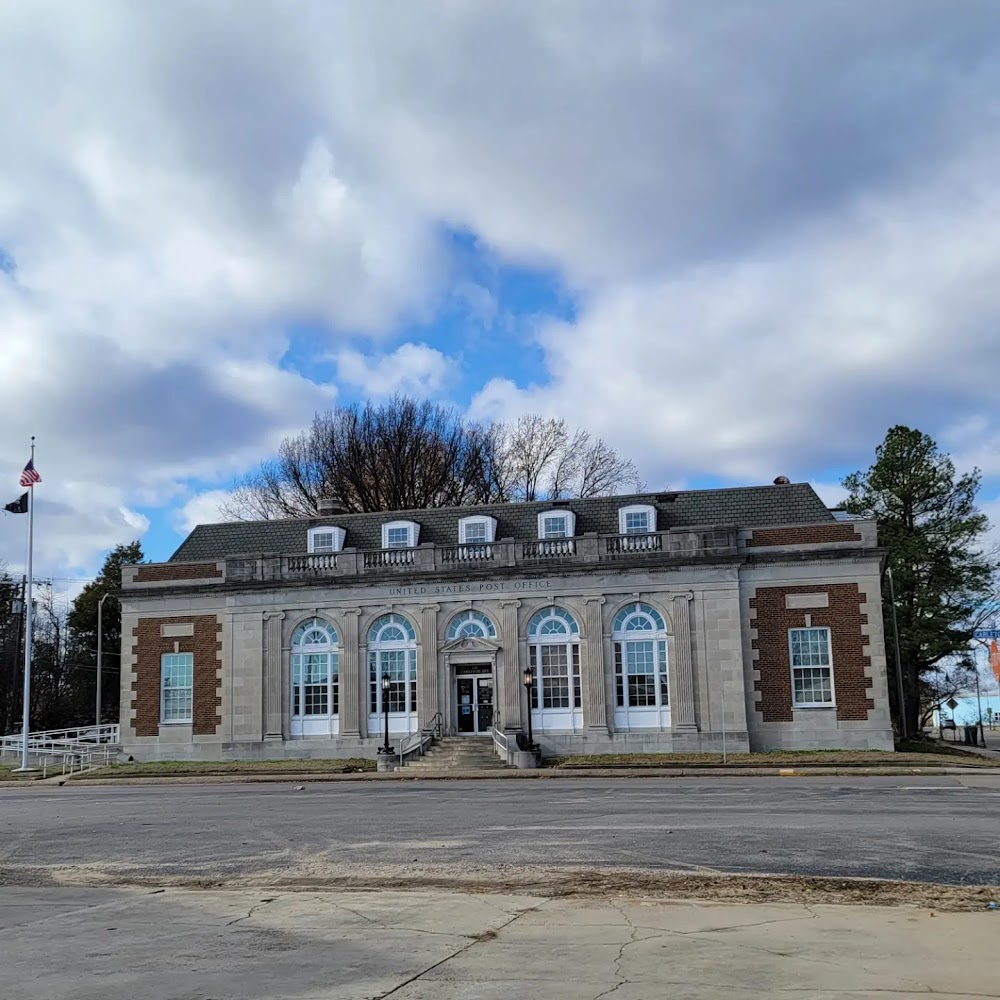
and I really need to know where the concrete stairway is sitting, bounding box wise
[403,735,512,773]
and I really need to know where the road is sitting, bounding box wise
[1,774,998,886]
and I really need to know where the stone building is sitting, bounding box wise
[118,483,894,762]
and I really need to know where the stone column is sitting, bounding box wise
[671,592,698,732]
[263,612,285,741]
[498,600,522,730]
[419,604,440,725]
[583,597,607,730]
[339,609,362,738]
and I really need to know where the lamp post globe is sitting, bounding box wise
[380,672,393,754]
[522,667,535,750]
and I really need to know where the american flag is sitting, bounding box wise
[19,458,41,487]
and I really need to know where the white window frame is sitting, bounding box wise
[367,613,419,737]
[618,504,656,535]
[458,515,496,544]
[160,652,193,725]
[382,520,420,549]
[307,525,346,554]
[526,606,582,733]
[537,509,575,540]
[788,626,836,708]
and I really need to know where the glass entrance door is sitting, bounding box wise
[475,677,493,733]
[457,677,476,733]
[455,673,494,734]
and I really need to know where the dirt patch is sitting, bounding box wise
[1,861,994,912]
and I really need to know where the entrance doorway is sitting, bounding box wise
[455,674,494,734]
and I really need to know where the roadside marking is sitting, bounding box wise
[897,786,968,791]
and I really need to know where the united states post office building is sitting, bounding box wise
[118,484,895,761]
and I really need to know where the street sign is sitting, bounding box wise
[946,698,959,710]
[972,629,1000,640]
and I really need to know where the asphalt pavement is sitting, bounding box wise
[1,774,998,886]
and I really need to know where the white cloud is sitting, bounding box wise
[336,343,456,398]
[172,491,233,537]
[1,0,1000,579]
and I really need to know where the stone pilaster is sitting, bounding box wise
[419,604,440,724]
[583,597,607,730]
[263,612,285,740]
[498,600,522,730]
[339,609,362,738]
[671,592,698,732]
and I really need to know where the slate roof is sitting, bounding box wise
[170,484,834,562]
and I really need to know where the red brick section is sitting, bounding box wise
[747,524,860,547]
[749,583,874,722]
[133,563,223,583]
[131,615,222,737]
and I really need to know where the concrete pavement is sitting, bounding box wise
[1,886,996,999]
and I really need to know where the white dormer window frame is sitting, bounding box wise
[458,515,497,545]
[382,520,420,549]
[537,509,576,540]
[307,525,346,553]
[619,504,656,535]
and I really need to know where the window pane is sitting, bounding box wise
[793,667,833,705]
[614,643,624,707]
[624,511,649,533]
[161,653,193,723]
[464,521,487,543]
[311,532,334,552]
[658,640,669,706]
[572,645,581,708]
[529,646,538,709]
[386,527,410,547]
[540,644,569,708]
[790,628,830,667]
[542,516,567,538]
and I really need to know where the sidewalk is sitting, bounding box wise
[3,885,997,999]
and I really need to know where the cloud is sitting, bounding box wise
[172,491,233,537]
[2,0,1000,579]
[335,343,455,399]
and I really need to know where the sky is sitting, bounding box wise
[2,0,1000,594]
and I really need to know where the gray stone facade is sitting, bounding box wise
[119,486,895,760]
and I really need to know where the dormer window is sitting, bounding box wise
[307,526,346,553]
[537,509,575,539]
[458,515,496,544]
[619,504,656,535]
[382,520,419,549]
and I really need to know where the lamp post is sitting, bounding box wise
[522,667,536,750]
[96,593,113,730]
[379,672,393,754]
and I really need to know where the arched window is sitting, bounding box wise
[526,607,581,719]
[291,619,339,734]
[368,613,417,726]
[612,603,669,726]
[446,610,497,640]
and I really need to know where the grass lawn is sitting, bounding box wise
[547,745,997,768]
[75,758,376,779]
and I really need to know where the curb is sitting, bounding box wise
[3,763,996,787]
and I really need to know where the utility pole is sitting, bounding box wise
[885,567,908,740]
[96,593,112,728]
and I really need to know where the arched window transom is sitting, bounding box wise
[447,610,497,640]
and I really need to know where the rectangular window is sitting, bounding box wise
[463,521,488,544]
[615,644,624,707]
[529,646,538,709]
[386,526,411,548]
[310,532,335,553]
[572,645,581,708]
[624,511,650,534]
[658,640,669,706]
[542,516,568,539]
[161,653,193,724]
[789,627,834,707]
[540,645,570,708]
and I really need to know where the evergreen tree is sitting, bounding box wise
[66,541,144,725]
[842,426,997,736]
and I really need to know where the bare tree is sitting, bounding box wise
[221,397,645,520]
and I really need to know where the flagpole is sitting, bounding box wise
[17,438,36,772]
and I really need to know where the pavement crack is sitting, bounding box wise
[224,894,281,927]
[590,902,641,1000]
[373,901,545,999]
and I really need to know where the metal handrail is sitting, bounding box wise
[491,708,510,761]
[398,712,442,767]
